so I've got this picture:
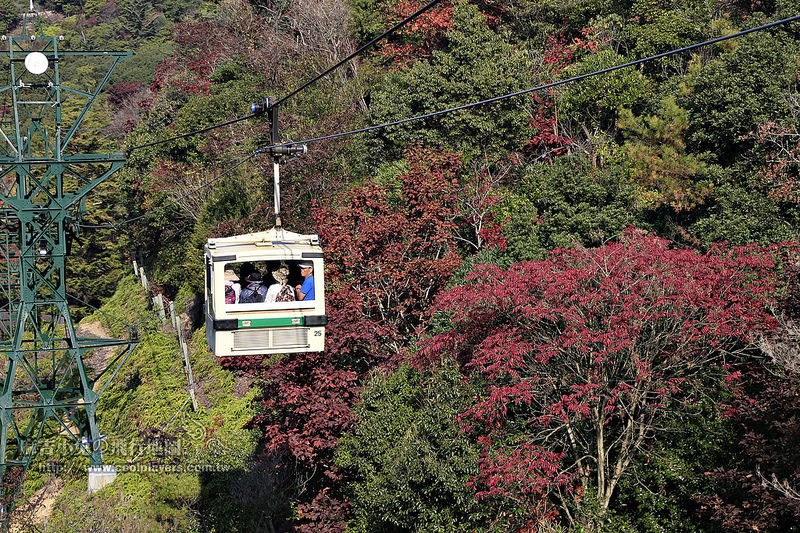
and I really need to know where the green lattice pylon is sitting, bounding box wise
[0,9,137,516]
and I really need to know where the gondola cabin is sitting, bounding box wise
[204,228,326,356]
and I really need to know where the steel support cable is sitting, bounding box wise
[258,13,800,151]
[67,290,167,342]
[127,0,446,153]
[269,0,446,109]
[68,288,196,338]
[80,149,261,229]
[84,13,800,230]
[128,114,257,153]
[67,291,138,331]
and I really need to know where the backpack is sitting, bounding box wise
[275,284,295,302]
[241,282,267,304]
[224,284,236,304]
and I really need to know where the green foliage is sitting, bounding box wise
[369,1,534,158]
[618,96,714,212]
[560,48,654,128]
[336,363,487,532]
[38,275,261,531]
[497,0,620,46]
[0,0,18,34]
[83,274,149,338]
[503,155,641,261]
[605,394,736,533]
[42,482,186,532]
[346,0,388,44]
[688,176,800,245]
[687,29,800,162]
[624,0,715,62]
[112,41,176,85]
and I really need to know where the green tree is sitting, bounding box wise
[503,155,641,261]
[0,0,17,33]
[560,47,654,129]
[369,1,534,158]
[336,363,486,532]
[687,28,800,162]
[618,96,713,213]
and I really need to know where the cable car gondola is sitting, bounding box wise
[204,227,326,356]
[204,99,325,356]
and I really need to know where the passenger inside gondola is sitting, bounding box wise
[295,261,315,301]
[223,266,241,304]
[266,265,295,303]
[240,271,267,303]
[225,260,314,306]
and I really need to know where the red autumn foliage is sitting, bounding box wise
[525,33,574,161]
[415,229,785,527]
[377,0,454,66]
[525,94,574,162]
[149,21,219,97]
[315,145,463,356]
[171,20,219,78]
[107,80,145,107]
[242,146,464,530]
[545,31,575,71]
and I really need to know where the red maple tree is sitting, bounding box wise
[525,33,575,162]
[414,229,785,528]
[702,368,800,531]
[377,0,454,66]
[244,146,463,531]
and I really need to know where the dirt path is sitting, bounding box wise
[9,477,63,532]
[76,320,118,376]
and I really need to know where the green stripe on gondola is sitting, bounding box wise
[238,317,305,328]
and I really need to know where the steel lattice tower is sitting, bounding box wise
[0,8,137,516]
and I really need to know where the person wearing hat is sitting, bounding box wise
[295,261,315,301]
[266,266,295,303]
[240,271,268,303]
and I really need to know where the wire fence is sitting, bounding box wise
[131,252,198,411]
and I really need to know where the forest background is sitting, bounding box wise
[4,0,800,531]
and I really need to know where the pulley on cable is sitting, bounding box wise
[204,99,325,357]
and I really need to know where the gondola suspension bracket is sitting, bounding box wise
[251,97,307,228]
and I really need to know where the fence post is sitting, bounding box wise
[175,315,199,412]
[169,301,177,330]
[154,295,166,322]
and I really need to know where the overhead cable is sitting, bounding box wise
[87,13,800,229]
[257,13,800,151]
[127,114,256,153]
[80,150,261,229]
[269,0,446,109]
[127,0,446,153]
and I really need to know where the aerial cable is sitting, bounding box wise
[86,12,800,230]
[256,12,800,152]
[127,0,447,153]
[80,150,261,229]
[67,293,135,328]
[268,0,446,110]
[128,114,255,153]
